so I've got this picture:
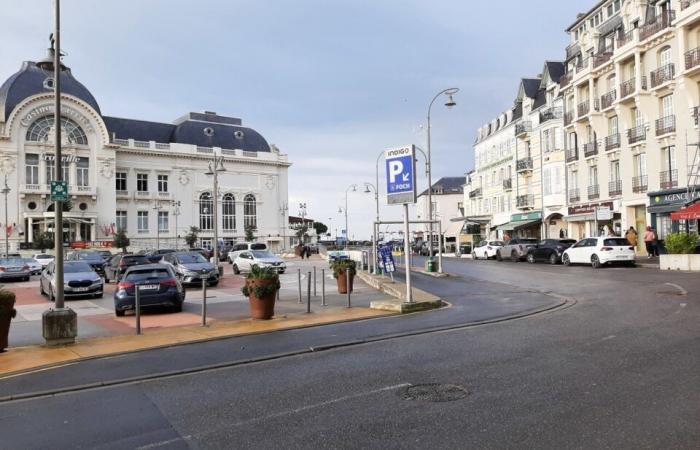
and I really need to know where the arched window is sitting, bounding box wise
[199,192,213,231]
[222,194,235,231]
[26,116,88,145]
[244,194,257,230]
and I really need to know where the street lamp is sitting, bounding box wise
[2,177,9,258]
[171,200,181,248]
[341,184,357,249]
[298,202,307,246]
[279,202,288,251]
[426,87,459,259]
[205,155,226,266]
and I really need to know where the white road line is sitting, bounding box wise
[136,435,192,450]
[664,282,688,296]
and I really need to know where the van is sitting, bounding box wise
[227,242,268,263]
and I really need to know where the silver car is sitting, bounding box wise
[232,250,286,274]
[20,257,43,275]
[39,261,104,300]
[0,257,31,281]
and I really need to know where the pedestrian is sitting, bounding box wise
[603,224,611,237]
[625,227,638,247]
[652,228,660,257]
[643,226,655,258]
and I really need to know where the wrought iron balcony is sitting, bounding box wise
[503,178,512,191]
[576,57,590,74]
[685,47,700,71]
[577,100,590,118]
[632,175,648,193]
[587,185,600,200]
[516,194,535,209]
[608,180,623,197]
[564,111,574,126]
[617,29,634,47]
[650,64,675,88]
[600,89,616,110]
[469,188,482,199]
[568,188,580,203]
[540,107,563,124]
[515,121,532,136]
[660,170,678,189]
[560,72,572,89]
[593,50,613,69]
[516,157,533,172]
[655,115,676,136]
[566,148,579,163]
[627,125,646,145]
[639,10,675,41]
[583,141,598,158]
[620,76,647,98]
[605,133,621,151]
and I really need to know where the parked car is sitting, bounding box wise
[232,250,286,274]
[144,249,177,264]
[187,247,214,261]
[562,237,636,268]
[526,239,577,265]
[97,250,113,262]
[227,242,268,263]
[0,257,31,281]
[39,261,104,300]
[417,242,445,256]
[496,238,539,262]
[104,254,151,283]
[20,257,42,275]
[113,264,185,316]
[66,250,106,277]
[33,253,55,268]
[472,240,505,260]
[160,252,219,286]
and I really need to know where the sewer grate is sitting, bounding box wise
[400,384,469,402]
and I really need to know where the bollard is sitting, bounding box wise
[201,275,208,327]
[346,269,351,308]
[276,284,280,302]
[135,286,141,335]
[313,266,317,297]
[297,268,302,303]
[321,268,326,306]
[307,271,312,313]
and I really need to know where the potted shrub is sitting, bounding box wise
[660,232,700,271]
[331,259,356,294]
[241,265,280,320]
[0,289,17,352]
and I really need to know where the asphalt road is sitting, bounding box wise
[1,258,699,449]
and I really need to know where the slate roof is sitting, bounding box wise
[521,78,541,99]
[419,176,466,197]
[545,61,565,83]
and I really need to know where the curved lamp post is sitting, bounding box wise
[339,184,357,249]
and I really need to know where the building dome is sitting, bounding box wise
[0,60,101,122]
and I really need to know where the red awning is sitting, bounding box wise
[670,202,700,221]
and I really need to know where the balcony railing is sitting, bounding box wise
[566,148,579,163]
[620,76,647,98]
[469,188,482,199]
[560,72,572,88]
[576,57,590,74]
[639,10,675,41]
[540,107,563,123]
[655,115,676,136]
[516,194,535,209]
[685,47,700,71]
[632,175,648,193]
[568,188,581,203]
[605,133,621,151]
[627,125,646,145]
[516,157,533,172]
[650,63,675,88]
[116,190,129,197]
[693,106,700,126]
[135,191,151,198]
[564,111,574,126]
[660,170,678,189]
[503,178,512,191]
[617,29,634,47]
[515,121,532,136]
[583,141,598,158]
[682,0,700,10]
[593,51,613,69]
[587,185,600,200]
[608,180,623,197]
[577,100,590,118]
[600,90,617,110]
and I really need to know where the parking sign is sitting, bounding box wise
[385,145,416,205]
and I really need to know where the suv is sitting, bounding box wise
[496,238,539,262]
[227,242,268,263]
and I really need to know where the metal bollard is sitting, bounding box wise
[135,286,141,335]
[307,271,312,313]
[297,268,302,303]
[346,269,351,308]
[313,266,317,297]
[201,275,208,327]
[321,268,326,306]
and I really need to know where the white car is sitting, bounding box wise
[472,240,505,260]
[33,253,55,268]
[232,250,286,274]
[562,237,636,268]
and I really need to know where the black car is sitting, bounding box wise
[97,250,113,262]
[66,250,106,277]
[145,249,177,263]
[113,264,185,316]
[104,254,150,283]
[526,239,577,265]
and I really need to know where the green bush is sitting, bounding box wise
[664,232,699,254]
[330,259,356,279]
[241,265,280,297]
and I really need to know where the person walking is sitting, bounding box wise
[625,227,638,248]
[643,226,655,258]
[651,228,660,257]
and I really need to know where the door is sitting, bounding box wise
[635,206,647,255]
[568,239,589,263]
[580,238,598,263]
[534,241,548,260]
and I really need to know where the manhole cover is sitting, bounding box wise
[400,384,469,402]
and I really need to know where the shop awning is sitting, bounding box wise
[671,202,700,221]
[444,220,465,238]
[496,219,541,231]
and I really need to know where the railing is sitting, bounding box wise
[564,111,574,126]
[516,157,533,172]
[116,190,129,197]
[617,29,634,47]
[515,121,532,136]
[685,47,700,71]
[566,148,579,163]
[639,10,675,41]
[560,72,572,88]
[155,143,170,150]
[660,170,678,189]
[632,175,648,193]
[587,185,600,200]
[540,107,563,123]
[516,194,535,209]
[134,140,150,149]
[22,184,42,191]
[113,138,129,146]
[568,188,581,203]
[605,133,621,151]
[682,0,700,10]
[576,57,590,74]
[600,89,617,110]
[469,188,482,199]
[584,141,598,158]
[577,100,590,118]
[135,191,151,198]
[157,191,171,198]
[620,78,635,98]
[608,180,623,197]
[242,151,258,158]
[196,146,214,154]
[655,115,676,135]
[503,178,512,190]
[650,64,675,88]
[627,125,646,144]
[593,51,613,69]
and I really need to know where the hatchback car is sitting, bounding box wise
[160,252,219,286]
[33,253,55,268]
[562,237,636,268]
[113,264,185,316]
[66,251,106,277]
[104,254,151,283]
[97,250,113,262]
[0,257,31,281]
[40,261,104,300]
[472,240,504,260]
[232,250,286,274]
[20,257,43,275]
[227,242,268,263]
[526,239,577,265]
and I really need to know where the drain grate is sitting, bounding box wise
[400,384,469,402]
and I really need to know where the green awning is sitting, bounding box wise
[497,219,541,231]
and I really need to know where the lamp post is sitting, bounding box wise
[205,155,226,266]
[298,202,307,247]
[340,184,357,249]
[152,202,162,250]
[279,202,288,251]
[426,87,459,259]
[171,200,181,248]
[363,182,379,273]
[2,176,9,258]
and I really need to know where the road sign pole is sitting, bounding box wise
[403,204,413,303]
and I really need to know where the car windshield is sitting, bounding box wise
[35,254,52,259]
[123,256,149,264]
[250,243,267,250]
[604,238,631,247]
[77,252,103,261]
[559,240,577,245]
[177,253,207,264]
[489,241,504,246]
[20,258,35,264]
[125,269,171,281]
[252,251,275,259]
[64,262,94,273]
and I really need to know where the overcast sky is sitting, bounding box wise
[0,0,586,240]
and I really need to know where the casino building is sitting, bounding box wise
[0,51,291,252]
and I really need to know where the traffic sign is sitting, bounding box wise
[385,145,416,205]
[50,180,68,202]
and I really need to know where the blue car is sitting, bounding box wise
[113,264,185,317]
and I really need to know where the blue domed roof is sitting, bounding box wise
[0,61,101,122]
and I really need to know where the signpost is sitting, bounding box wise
[385,145,416,303]
[50,180,68,202]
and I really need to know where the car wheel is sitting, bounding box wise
[627,261,636,268]
[511,251,519,263]
[232,264,240,275]
[549,253,558,265]
[496,251,502,262]
[172,302,183,313]
[24,276,30,282]
[527,253,535,264]
[591,254,601,269]
[563,254,571,267]
[115,309,125,317]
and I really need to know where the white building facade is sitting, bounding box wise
[415,177,466,252]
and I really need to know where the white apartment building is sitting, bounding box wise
[561,0,700,251]
[0,52,291,253]
[415,176,466,252]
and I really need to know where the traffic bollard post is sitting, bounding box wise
[201,274,208,327]
[297,268,302,303]
[321,268,326,306]
[313,266,317,296]
[346,269,351,308]
[307,271,312,313]
[135,286,141,335]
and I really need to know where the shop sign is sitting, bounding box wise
[596,207,613,220]
[510,212,542,221]
[568,201,613,216]
[649,189,700,206]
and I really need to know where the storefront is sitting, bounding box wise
[565,201,620,239]
[496,212,542,240]
[648,188,700,241]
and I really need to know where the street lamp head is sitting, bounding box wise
[204,162,215,176]
[337,207,343,214]
[363,185,371,194]
[444,94,457,109]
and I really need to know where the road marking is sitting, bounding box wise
[136,435,192,449]
[664,283,687,296]
[600,335,616,342]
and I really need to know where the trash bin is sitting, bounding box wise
[426,257,435,273]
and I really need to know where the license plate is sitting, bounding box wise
[140,284,159,290]
[616,256,628,259]
[74,287,89,292]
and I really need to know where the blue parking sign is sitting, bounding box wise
[385,145,416,205]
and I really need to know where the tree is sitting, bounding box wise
[112,229,130,253]
[184,226,200,249]
[295,225,309,244]
[313,222,328,236]
[33,231,54,253]
[244,225,256,242]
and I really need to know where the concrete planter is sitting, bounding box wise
[660,254,700,271]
